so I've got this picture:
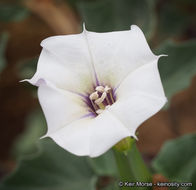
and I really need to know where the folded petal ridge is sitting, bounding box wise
[83,25,158,88]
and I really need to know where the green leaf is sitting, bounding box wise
[12,110,47,158]
[152,134,196,184]
[0,138,97,190]
[157,0,196,41]
[0,4,29,22]
[0,32,9,73]
[156,40,196,101]
[77,0,155,38]
[190,169,196,189]
[102,182,120,190]
[18,57,38,97]
[88,150,118,177]
[18,57,38,79]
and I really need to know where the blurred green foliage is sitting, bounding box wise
[190,170,196,189]
[0,138,97,190]
[153,134,196,189]
[157,40,196,101]
[77,0,155,38]
[0,32,9,73]
[102,183,119,190]
[12,110,47,159]
[18,57,38,80]
[87,150,118,177]
[0,3,29,22]
[158,0,196,41]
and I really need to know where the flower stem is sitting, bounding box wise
[113,139,152,190]
[113,149,137,190]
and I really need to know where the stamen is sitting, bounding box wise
[95,92,107,105]
[90,99,98,113]
[97,103,105,110]
[89,91,99,100]
[95,86,105,93]
[105,96,111,105]
[109,91,115,103]
[87,85,115,115]
[104,85,111,93]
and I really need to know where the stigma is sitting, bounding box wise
[88,85,115,115]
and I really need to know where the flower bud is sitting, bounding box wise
[114,137,135,152]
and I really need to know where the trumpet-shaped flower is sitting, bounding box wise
[23,25,167,157]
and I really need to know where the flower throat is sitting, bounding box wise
[88,85,115,115]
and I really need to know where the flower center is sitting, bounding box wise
[88,85,115,115]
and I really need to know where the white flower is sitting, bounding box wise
[23,25,167,157]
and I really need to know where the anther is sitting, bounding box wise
[89,91,99,100]
[87,85,115,115]
[95,86,105,93]
[95,92,107,105]
[104,85,111,93]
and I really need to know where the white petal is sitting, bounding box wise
[84,25,157,87]
[115,60,166,100]
[28,33,97,94]
[49,118,91,156]
[108,93,166,134]
[109,60,167,135]
[38,83,89,136]
[89,110,131,157]
[49,110,131,157]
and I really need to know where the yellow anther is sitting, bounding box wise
[95,86,105,93]
[95,92,107,105]
[89,91,99,100]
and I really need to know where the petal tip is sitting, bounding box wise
[132,134,139,141]
[164,97,168,104]
[82,23,88,34]
[83,23,86,30]
[24,77,46,87]
[19,79,29,83]
[40,133,48,139]
[158,54,168,58]
[130,24,140,32]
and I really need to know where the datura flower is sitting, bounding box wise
[23,25,167,157]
